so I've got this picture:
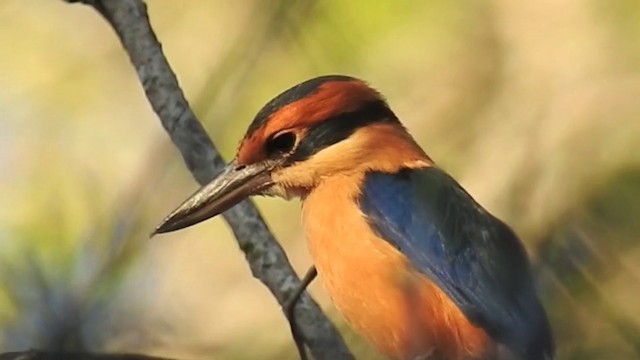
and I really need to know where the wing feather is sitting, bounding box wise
[359,167,554,360]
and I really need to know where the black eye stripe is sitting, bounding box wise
[289,100,398,162]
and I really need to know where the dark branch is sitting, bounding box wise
[51,0,353,359]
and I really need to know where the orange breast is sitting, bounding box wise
[302,176,496,360]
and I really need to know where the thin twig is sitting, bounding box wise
[61,0,353,359]
[285,266,319,360]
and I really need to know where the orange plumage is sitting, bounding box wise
[154,75,555,360]
[304,173,495,359]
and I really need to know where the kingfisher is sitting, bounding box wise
[153,75,554,360]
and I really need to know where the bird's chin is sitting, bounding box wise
[260,184,307,200]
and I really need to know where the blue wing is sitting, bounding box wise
[359,167,554,360]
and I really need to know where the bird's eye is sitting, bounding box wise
[265,131,297,156]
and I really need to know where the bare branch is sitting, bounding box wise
[59,0,354,359]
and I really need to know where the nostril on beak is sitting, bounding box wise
[235,164,247,171]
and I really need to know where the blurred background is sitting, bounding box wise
[1,0,640,359]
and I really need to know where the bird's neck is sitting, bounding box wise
[345,123,433,173]
[300,152,431,253]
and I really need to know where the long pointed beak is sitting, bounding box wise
[152,160,274,236]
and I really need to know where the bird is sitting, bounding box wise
[153,75,554,360]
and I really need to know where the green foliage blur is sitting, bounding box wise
[1,0,640,359]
